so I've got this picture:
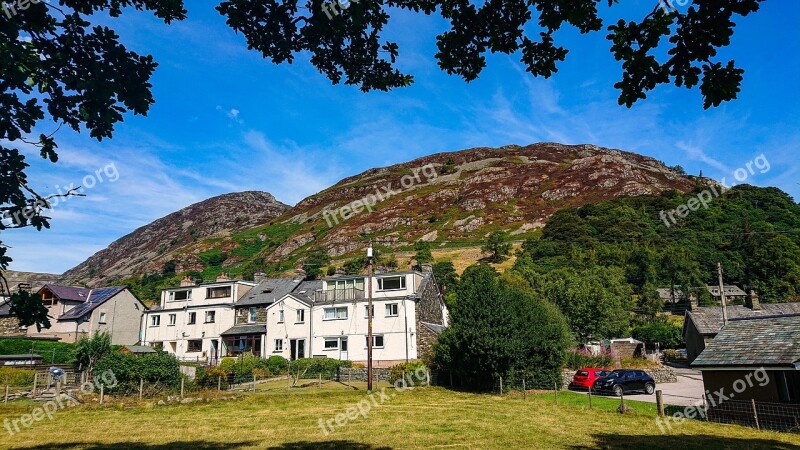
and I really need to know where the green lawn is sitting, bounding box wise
[1,384,798,449]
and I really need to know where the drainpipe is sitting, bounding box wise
[404,298,409,363]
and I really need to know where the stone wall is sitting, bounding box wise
[337,367,391,383]
[0,316,24,337]
[415,274,446,359]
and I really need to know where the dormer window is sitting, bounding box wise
[170,290,191,301]
[377,276,405,291]
[206,286,231,299]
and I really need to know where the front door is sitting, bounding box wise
[210,340,218,362]
[290,339,306,361]
[340,337,349,360]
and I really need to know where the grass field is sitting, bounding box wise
[1,381,799,449]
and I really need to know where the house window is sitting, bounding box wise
[205,311,216,323]
[187,340,203,352]
[150,315,161,327]
[274,339,283,352]
[377,276,405,291]
[278,309,284,323]
[364,305,374,318]
[385,303,399,317]
[206,286,232,299]
[324,338,339,350]
[366,335,384,348]
[187,312,196,325]
[324,307,348,320]
[296,309,305,323]
[170,290,191,301]
[168,314,177,326]
[249,307,258,323]
[98,312,107,324]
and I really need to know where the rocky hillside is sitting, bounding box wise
[64,143,703,285]
[1,271,60,295]
[61,191,288,285]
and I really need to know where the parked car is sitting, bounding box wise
[568,368,610,390]
[592,369,656,396]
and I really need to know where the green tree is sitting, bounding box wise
[303,247,331,280]
[1,0,187,328]
[535,266,633,342]
[435,264,572,391]
[75,332,112,374]
[482,231,512,263]
[632,319,683,349]
[413,241,433,268]
[218,0,763,108]
[432,261,459,294]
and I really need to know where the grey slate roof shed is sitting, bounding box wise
[692,315,800,369]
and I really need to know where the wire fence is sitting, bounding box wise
[706,399,800,433]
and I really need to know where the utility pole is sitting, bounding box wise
[717,262,728,326]
[367,240,374,392]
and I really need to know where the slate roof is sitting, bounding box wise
[692,315,800,368]
[0,298,12,317]
[421,322,445,335]
[656,288,687,304]
[706,284,747,297]
[221,324,267,336]
[236,278,303,306]
[685,303,800,336]
[40,285,129,321]
[122,345,157,354]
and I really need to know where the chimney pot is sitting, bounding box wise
[254,271,267,284]
[179,276,194,287]
[216,273,231,283]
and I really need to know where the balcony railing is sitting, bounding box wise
[315,288,365,302]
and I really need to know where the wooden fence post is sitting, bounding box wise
[4,379,9,404]
[139,378,144,400]
[656,390,665,417]
[180,378,185,399]
[32,373,38,397]
[426,370,431,386]
[100,384,104,405]
[318,373,322,389]
[499,376,503,395]
[217,376,222,391]
[752,399,760,431]
[554,382,558,405]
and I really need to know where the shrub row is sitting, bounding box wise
[0,367,35,386]
[94,351,182,394]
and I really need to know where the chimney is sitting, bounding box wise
[253,272,267,284]
[216,273,231,282]
[420,263,433,273]
[688,293,698,311]
[179,276,194,287]
[746,289,761,310]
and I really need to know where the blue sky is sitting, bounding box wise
[7,0,799,274]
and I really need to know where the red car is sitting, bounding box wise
[569,368,610,390]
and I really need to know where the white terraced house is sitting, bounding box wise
[252,270,449,367]
[140,274,255,363]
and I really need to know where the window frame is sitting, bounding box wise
[296,309,305,323]
[205,310,216,324]
[323,338,339,351]
[186,339,203,353]
[98,312,107,324]
[171,290,191,301]
[249,307,258,323]
[150,315,161,327]
[206,286,232,299]
[168,314,177,326]
[385,303,399,317]
[278,309,285,323]
[364,305,374,319]
[323,307,348,320]
[274,339,283,352]
[377,276,406,291]
[365,334,384,348]
[187,312,196,325]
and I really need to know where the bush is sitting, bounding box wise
[388,362,428,385]
[288,358,351,385]
[0,367,35,386]
[563,348,614,370]
[217,354,289,384]
[94,351,182,394]
[620,357,660,369]
[195,366,229,389]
